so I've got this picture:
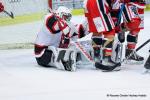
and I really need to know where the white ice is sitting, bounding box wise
[0,13,150,100]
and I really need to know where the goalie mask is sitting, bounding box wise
[56,6,72,22]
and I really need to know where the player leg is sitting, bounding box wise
[92,35,103,63]
[122,3,144,63]
[125,20,144,63]
[102,29,118,66]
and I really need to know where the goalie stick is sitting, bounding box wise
[3,10,14,19]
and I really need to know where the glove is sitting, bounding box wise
[0,2,4,12]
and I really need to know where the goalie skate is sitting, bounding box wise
[58,49,76,71]
[62,51,76,71]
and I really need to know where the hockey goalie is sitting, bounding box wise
[34,6,92,71]
[34,6,79,71]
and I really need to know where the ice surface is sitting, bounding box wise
[0,13,150,100]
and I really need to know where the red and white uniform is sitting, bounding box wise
[0,2,4,12]
[121,0,145,29]
[122,0,145,49]
[137,3,145,29]
[34,13,71,56]
[83,0,115,33]
[84,0,116,58]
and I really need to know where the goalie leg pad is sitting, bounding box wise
[48,46,77,71]
[62,51,77,71]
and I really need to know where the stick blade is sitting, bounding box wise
[95,62,121,72]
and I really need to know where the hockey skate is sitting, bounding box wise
[125,49,144,65]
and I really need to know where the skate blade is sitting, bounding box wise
[124,60,144,65]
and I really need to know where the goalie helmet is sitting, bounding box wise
[56,6,72,22]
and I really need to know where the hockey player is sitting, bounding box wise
[34,6,77,71]
[0,2,4,13]
[120,0,145,63]
[84,0,120,70]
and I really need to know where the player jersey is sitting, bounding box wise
[83,0,115,33]
[35,13,63,47]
